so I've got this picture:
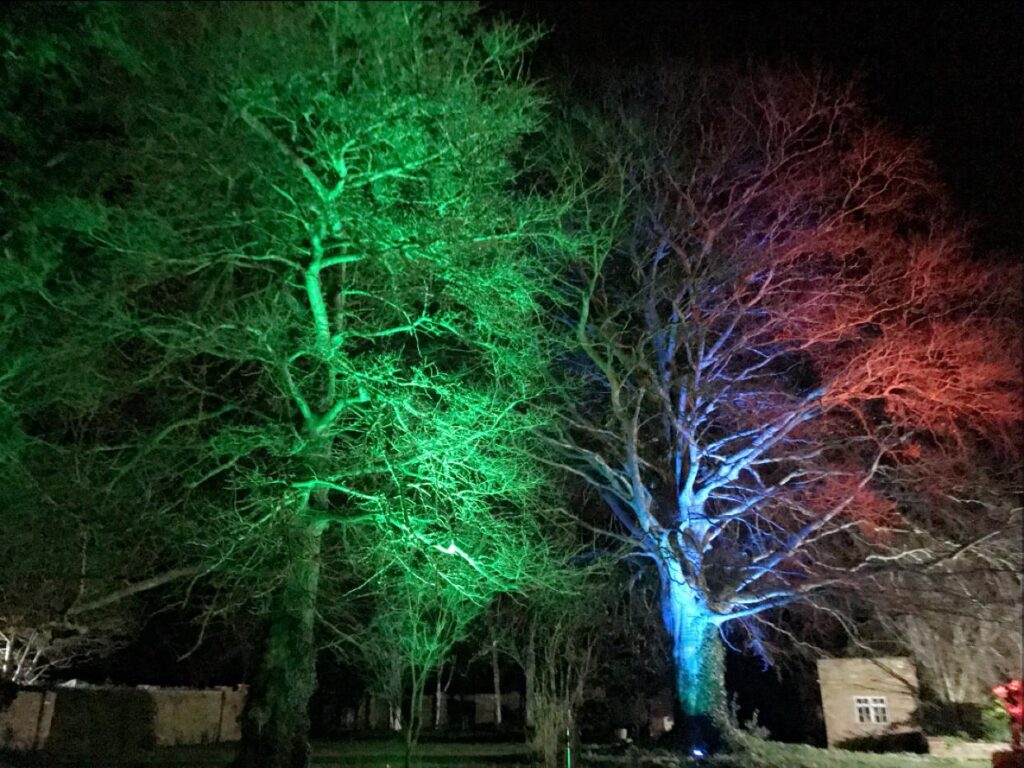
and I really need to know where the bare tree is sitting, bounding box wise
[553,65,1022,752]
[495,570,610,767]
[875,464,1023,707]
[336,572,477,763]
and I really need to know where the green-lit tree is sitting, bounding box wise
[1,3,569,766]
[339,569,480,762]
[0,2,202,682]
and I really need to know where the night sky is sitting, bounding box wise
[491,0,1024,253]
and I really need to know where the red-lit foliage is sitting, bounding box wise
[993,679,1023,750]
[562,64,1022,643]
[676,69,1020,450]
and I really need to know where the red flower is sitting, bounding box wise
[994,680,1024,735]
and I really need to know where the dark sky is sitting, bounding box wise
[490,1,1024,253]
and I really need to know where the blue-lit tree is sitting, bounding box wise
[556,67,1022,752]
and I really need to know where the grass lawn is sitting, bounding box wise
[707,737,991,768]
[1,737,995,767]
[584,734,992,768]
[1,740,531,767]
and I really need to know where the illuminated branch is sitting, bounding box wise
[64,566,203,618]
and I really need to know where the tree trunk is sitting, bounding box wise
[491,636,503,727]
[435,668,446,729]
[405,680,418,768]
[2,637,11,680]
[524,626,536,731]
[661,572,725,756]
[235,521,323,768]
[406,665,431,767]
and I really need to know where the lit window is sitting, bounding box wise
[854,696,888,724]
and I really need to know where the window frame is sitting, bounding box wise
[853,695,889,724]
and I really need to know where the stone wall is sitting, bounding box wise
[347,691,523,731]
[472,692,521,725]
[217,686,245,742]
[147,686,246,745]
[927,737,1007,760]
[817,657,919,747]
[0,684,246,753]
[0,689,55,750]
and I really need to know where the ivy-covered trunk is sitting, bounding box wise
[236,520,323,768]
[661,572,726,756]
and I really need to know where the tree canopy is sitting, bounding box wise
[1,3,573,765]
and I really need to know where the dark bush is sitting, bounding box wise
[835,730,929,753]
[920,700,983,738]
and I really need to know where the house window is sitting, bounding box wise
[854,696,888,724]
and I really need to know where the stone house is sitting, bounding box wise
[817,657,920,747]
